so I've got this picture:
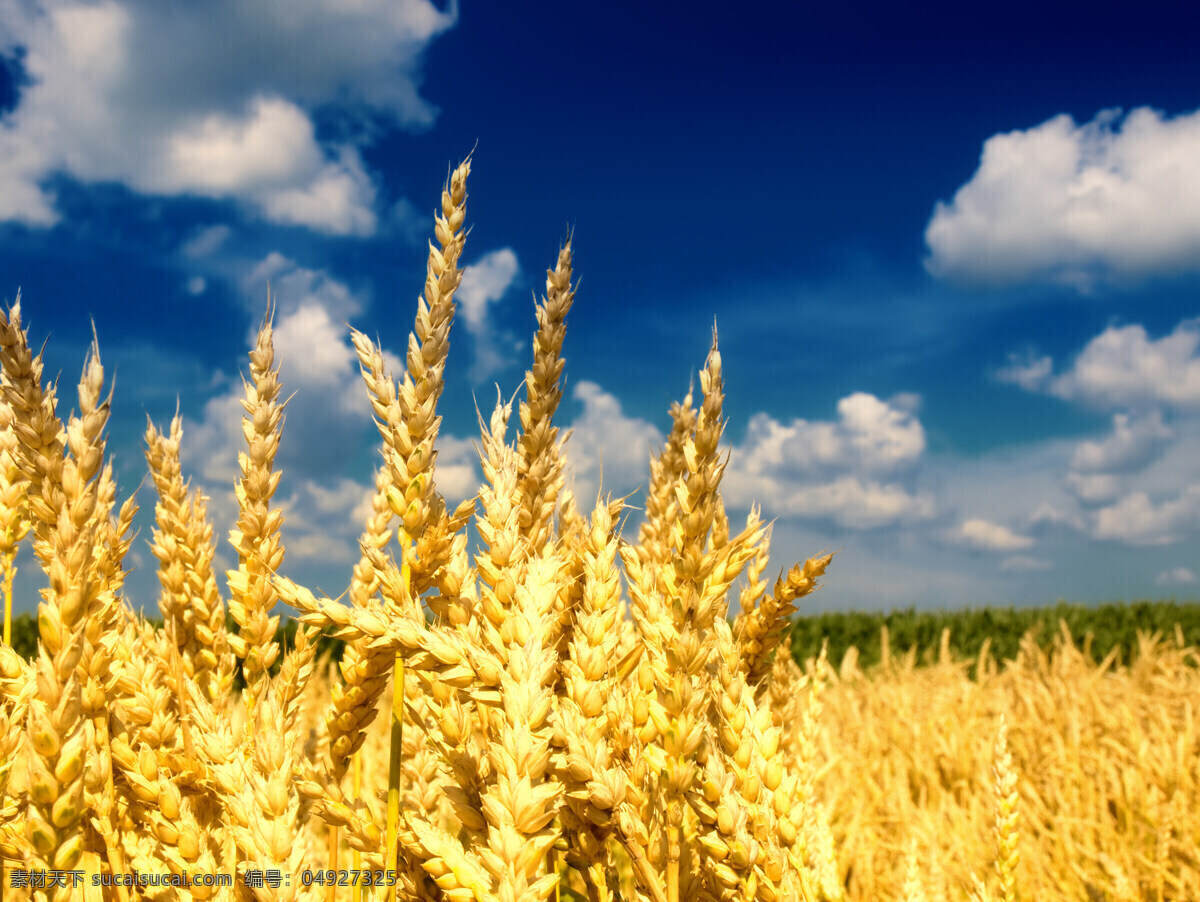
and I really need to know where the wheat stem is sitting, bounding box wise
[385,531,413,898]
[325,825,338,902]
[1,565,10,646]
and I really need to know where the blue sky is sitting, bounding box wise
[4,0,1200,616]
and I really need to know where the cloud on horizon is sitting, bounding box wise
[993,313,1200,552]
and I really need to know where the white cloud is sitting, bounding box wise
[434,434,484,508]
[273,302,359,391]
[164,95,326,194]
[1064,472,1122,505]
[277,476,375,566]
[998,319,1200,411]
[774,476,935,529]
[1155,567,1196,586]
[723,392,933,529]
[1091,486,1200,546]
[950,518,1035,552]
[1070,410,1173,473]
[256,144,378,236]
[1060,410,1174,506]
[836,391,925,472]
[925,106,1200,289]
[1050,320,1200,409]
[459,249,519,332]
[186,276,206,296]
[560,381,663,508]
[457,249,522,384]
[734,392,925,481]
[992,319,1200,547]
[181,389,245,488]
[0,0,456,233]
[182,262,380,486]
[243,252,362,320]
[1028,502,1086,533]
[994,350,1054,392]
[246,251,294,288]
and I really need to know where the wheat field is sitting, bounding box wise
[0,156,1197,901]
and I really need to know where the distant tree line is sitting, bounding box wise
[5,598,1199,680]
[787,599,1200,673]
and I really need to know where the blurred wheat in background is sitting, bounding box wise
[0,156,1197,902]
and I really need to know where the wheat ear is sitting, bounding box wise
[226,297,286,730]
[735,550,835,689]
[25,338,109,899]
[993,714,1021,902]
[516,238,575,556]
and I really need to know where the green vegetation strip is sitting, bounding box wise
[6,599,1199,677]
[788,599,1200,672]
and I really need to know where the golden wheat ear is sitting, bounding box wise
[225,298,285,729]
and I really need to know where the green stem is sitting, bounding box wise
[2,558,12,646]
[1,554,11,902]
[384,531,411,901]
[353,751,365,902]
[325,825,338,902]
[385,652,405,898]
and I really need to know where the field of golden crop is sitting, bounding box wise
[0,156,1197,901]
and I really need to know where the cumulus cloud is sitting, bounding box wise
[273,302,361,392]
[1091,486,1200,546]
[181,260,381,486]
[1051,320,1200,409]
[950,518,1036,552]
[738,392,924,480]
[1070,410,1173,473]
[180,389,247,488]
[457,249,522,384]
[243,252,362,320]
[255,143,378,236]
[0,0,456,233]
[1063,472,1122,505]
[770,476,935,529]
[277,476,378,566]
[168,261,478,595]
[1059,410,1174,505]
[459,249,519,333]
[560,381,663,508]
[432,434,484,508]
[1028,502,1086,532]
[925,106,1200,289]
[724,391,934,528]
[998,319,1200,411]
[995,320,1200,548]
